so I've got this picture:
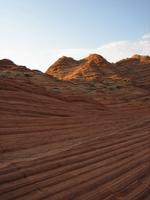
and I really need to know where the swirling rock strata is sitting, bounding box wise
[0,57,150,200]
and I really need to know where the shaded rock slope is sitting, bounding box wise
[0,55,150,200]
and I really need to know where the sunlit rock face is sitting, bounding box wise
[46,54,113,81]
[0,55,150,200]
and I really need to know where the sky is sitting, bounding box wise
[0,0,150,71]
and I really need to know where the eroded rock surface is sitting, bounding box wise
[0,56,150,200]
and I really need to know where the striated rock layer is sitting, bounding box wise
[0,56,150,200]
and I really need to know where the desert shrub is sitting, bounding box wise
[24,73,32,77]
[0,71,12,78]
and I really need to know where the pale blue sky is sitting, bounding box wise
[0,0,150,71]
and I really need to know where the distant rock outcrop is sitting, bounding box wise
[116,55,150,89]
[0,59,16,69]
[0,59,16,65]
[45,54,150,102]
[47,54,115,81]
[47,53,149,82]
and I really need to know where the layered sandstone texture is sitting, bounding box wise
[0,55,150,200]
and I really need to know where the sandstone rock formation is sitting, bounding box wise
[47,54,150,103]
[46,54,114,81]
[0,55,150,200]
